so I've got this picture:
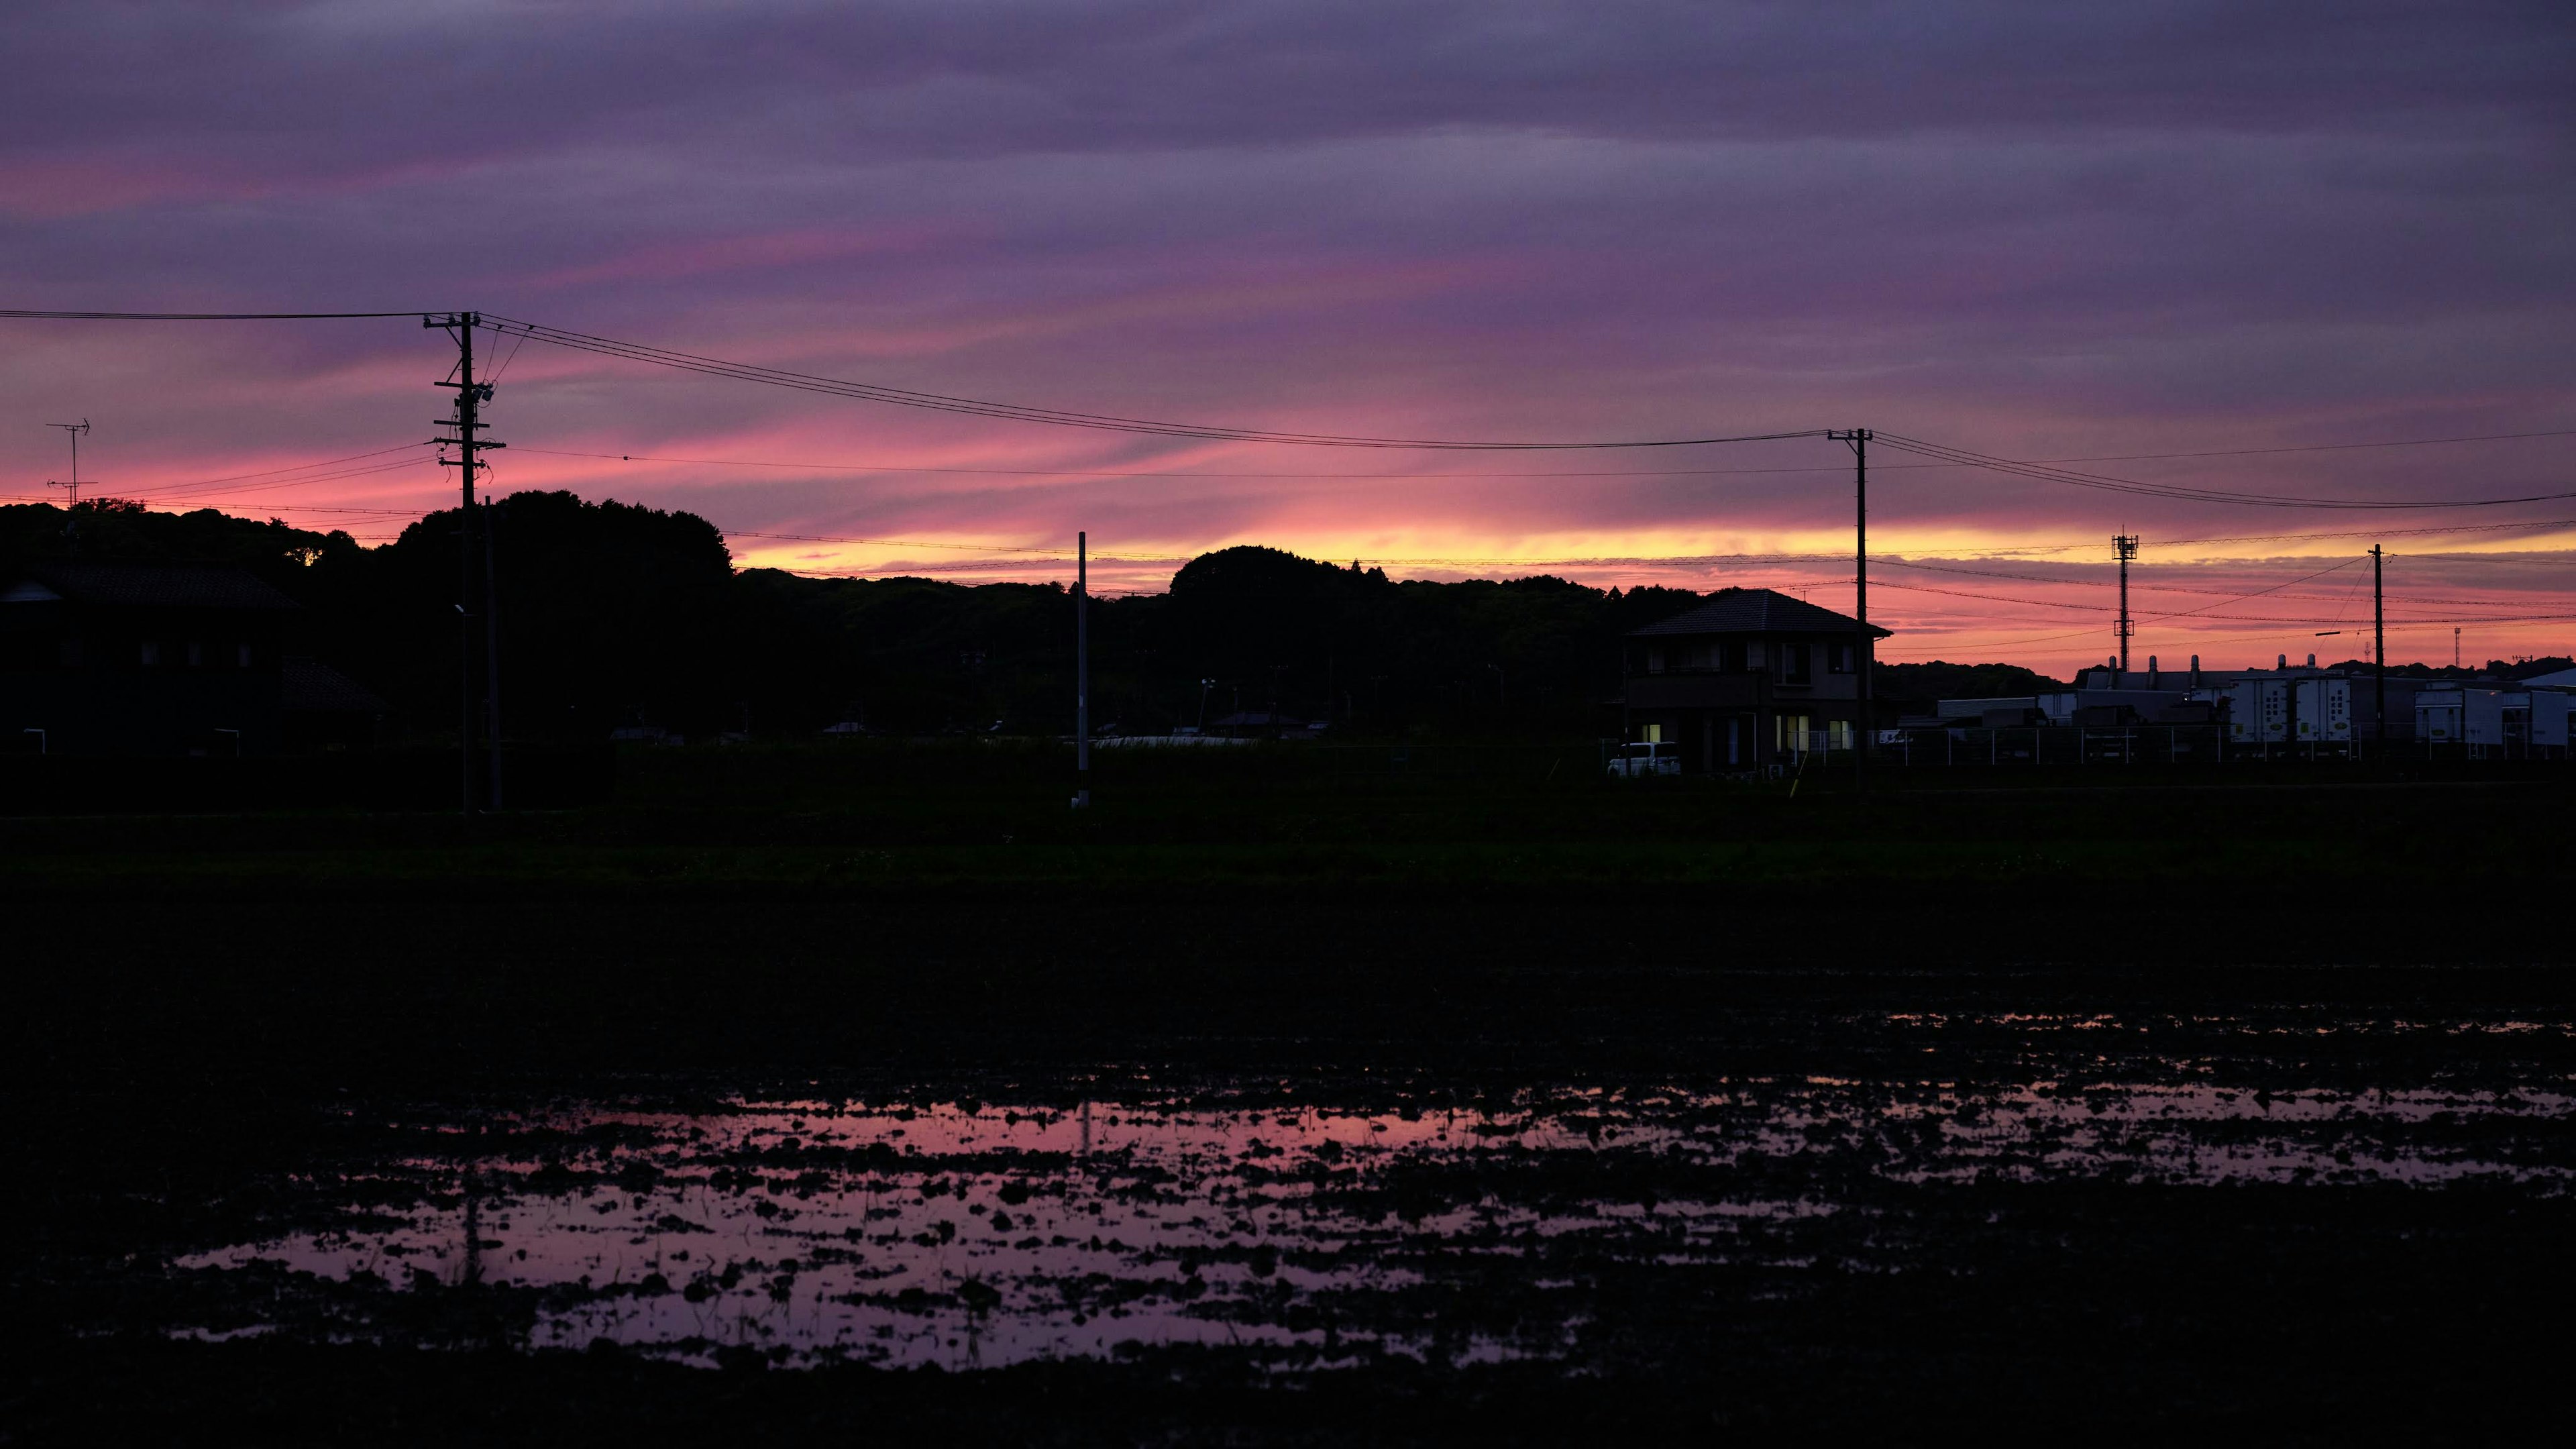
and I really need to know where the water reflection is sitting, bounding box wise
[178,1056,2576,1369]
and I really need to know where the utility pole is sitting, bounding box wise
[2371,545,2385,755]
[483,492,504,811]
[1073,531,1090,809]
[45,419,91,508]
[1827,428,1872,793]
[429,313,503,814]
[46,419,93,551]
[2112,535,2139,676]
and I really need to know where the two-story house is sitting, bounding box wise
[1619,588,1889,771]
[0,560,302,755]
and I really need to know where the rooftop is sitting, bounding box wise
[3,560,301,612]
[1629,587,1890,639]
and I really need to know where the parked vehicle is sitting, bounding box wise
[1606,741,1682,777]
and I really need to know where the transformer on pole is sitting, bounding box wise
[428,313,504,814]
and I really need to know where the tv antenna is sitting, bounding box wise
[46,419,91,507]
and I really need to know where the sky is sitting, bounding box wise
[3,0,2573,674]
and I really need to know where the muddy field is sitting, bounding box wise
[7,767,2575,1440]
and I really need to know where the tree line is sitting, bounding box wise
[2,494,2072,742]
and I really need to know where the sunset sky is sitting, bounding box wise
[4,1,2572,675]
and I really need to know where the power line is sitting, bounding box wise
[1877,432,2576,511]
[478,314,1823,451]
[2150,517,2576,549]
[1865,556,2559,606]
[0,309,428,320]
[726,530,1066,553]
[2021,429,2576,462]
[513,444,1874,481]
[511,433,2576,484]
[1867,556,2374,624]
[13,307,2575,475]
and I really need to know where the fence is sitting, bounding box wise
[1766,725,2570,769]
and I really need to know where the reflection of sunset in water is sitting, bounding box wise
[180,1046,2576,1370]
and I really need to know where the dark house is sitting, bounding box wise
[0,561,304,755]
[1620,588,1890,771]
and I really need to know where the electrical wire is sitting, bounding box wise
[515,445,1882,481]
[510,439,2576,486]
[0,309,428,320]
[141,454,437,502]
[2002,429,2576,462]
[482,325,531,388]
[2149,518,2576,549]
[1877,433,2576,511]
[477,314,1823,451]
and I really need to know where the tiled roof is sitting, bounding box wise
[12,561,301,611]
[1629,587,1890,639]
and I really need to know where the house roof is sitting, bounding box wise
[1629,587,1890,639]
[5,561,301,611]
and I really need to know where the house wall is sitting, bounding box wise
[0,599,288,755]
[1623,633,1867,769]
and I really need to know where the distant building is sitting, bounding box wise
[1619,588,1889,771]
[2005,655,2428,745]
[0,560,378,755]
[2416,685,2573,757]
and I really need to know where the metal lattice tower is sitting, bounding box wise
[2112,534,2139,674]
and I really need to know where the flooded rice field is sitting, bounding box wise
[158,1008,2576,1374]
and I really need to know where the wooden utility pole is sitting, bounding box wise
[429,313,503,814]
[1074,530,1091,809]
[1828,428,1872,793]
[483,491,504,810]
[45,418,93,553]
[2372,545,2385,754]
[44,419,90,508]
